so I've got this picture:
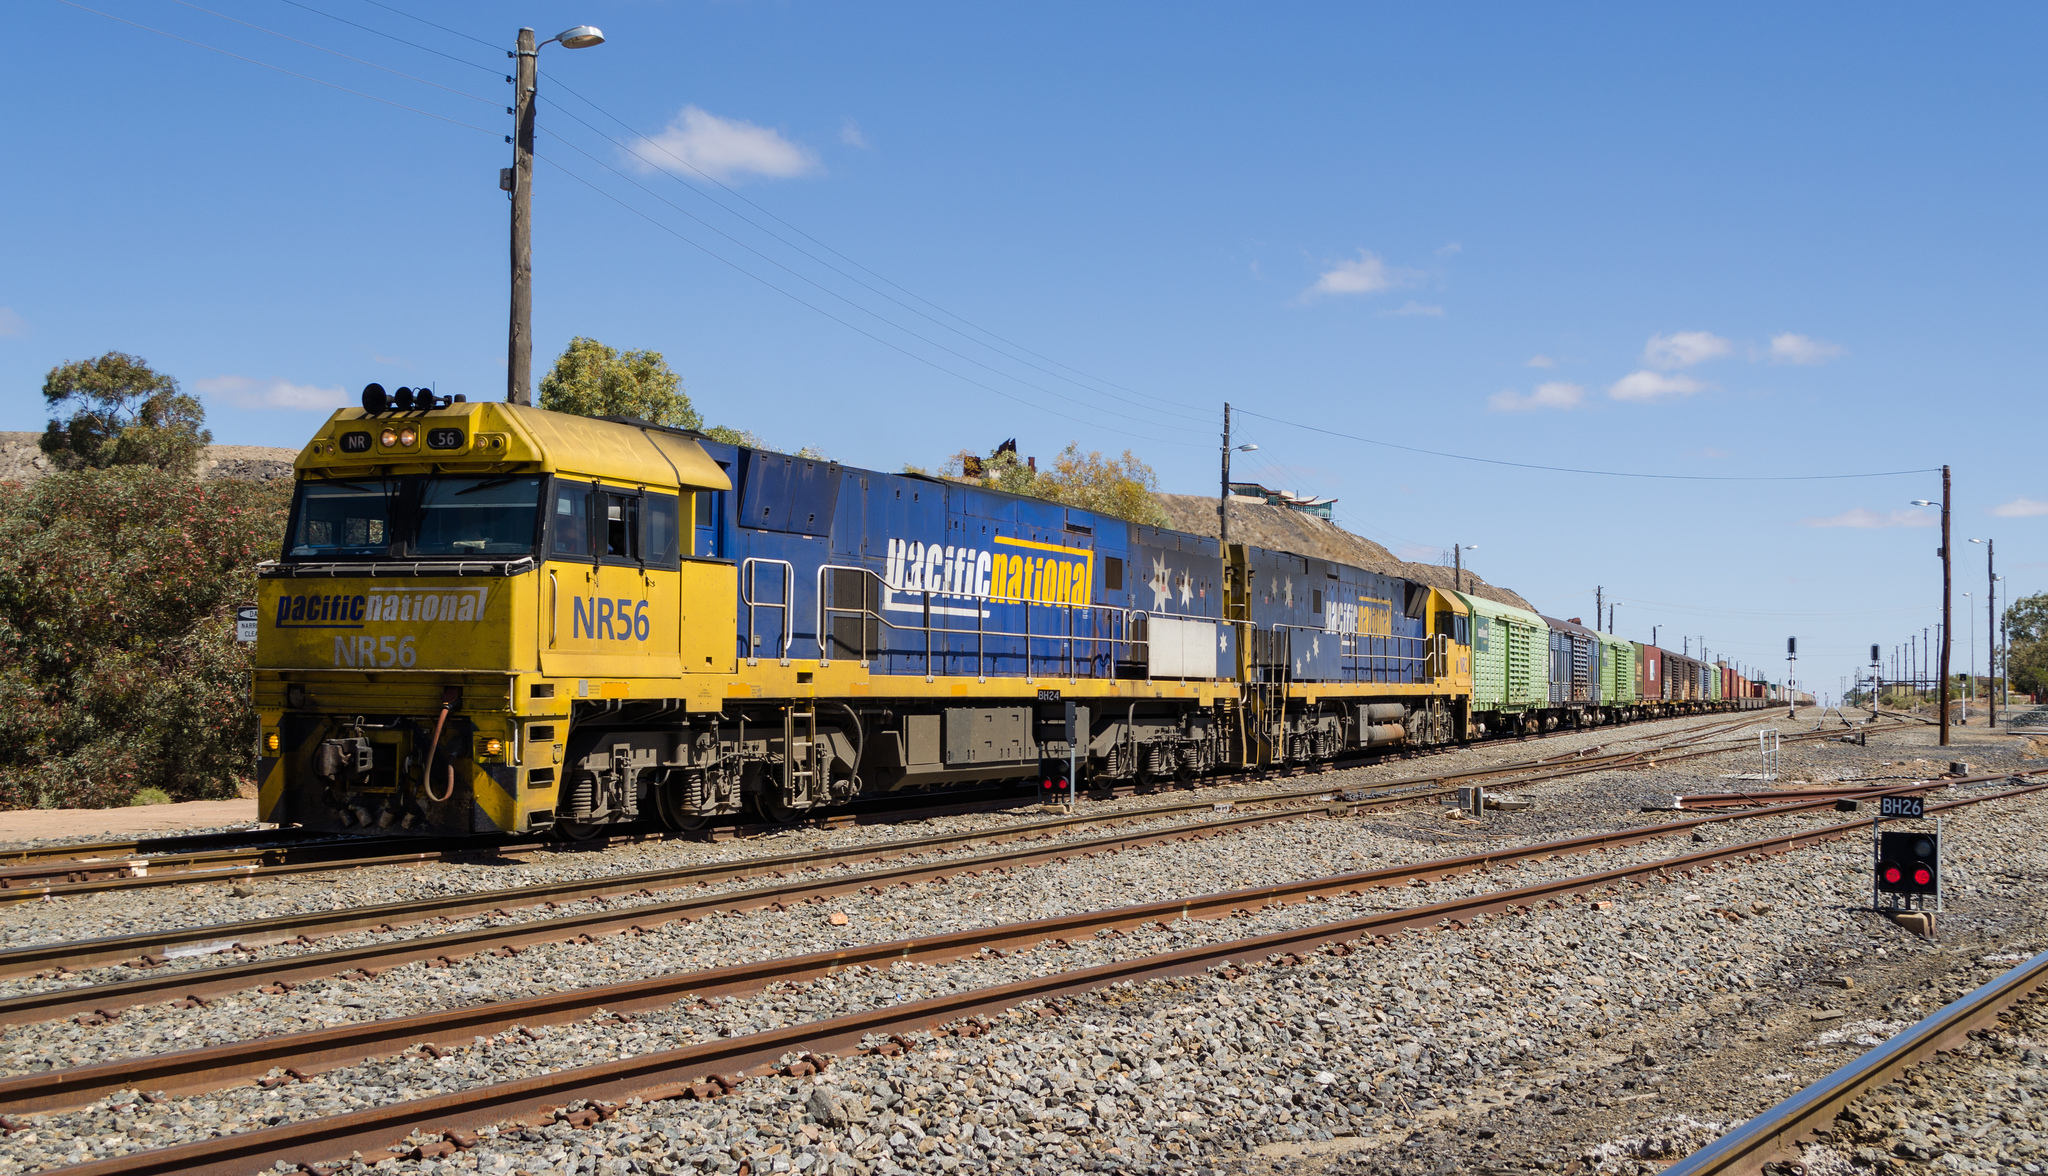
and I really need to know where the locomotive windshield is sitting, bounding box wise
[285,475,543,560]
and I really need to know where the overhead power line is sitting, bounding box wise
[349,0,498,51]
[535,151,1206,448]
[268,0,503,76]
[1237,408,1940,483]
[52,0,498,134]
[536,125,1213,438]
[165,0,498,105]
[536,74,1205,420]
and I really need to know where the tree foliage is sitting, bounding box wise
[2006,591,2048,698]
[0,468,289,808]
[538,337,702,429]
[537,338,822,454]
[942,441,1168,526]
[40,352,212,474]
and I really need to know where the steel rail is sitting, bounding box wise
[10,770,2034,1118]
[0,712,1768,886]
[0,721,1751,976]
[0,741,1863,1029]
[1671,781,1980,809]
[1663,947,2048,1176]
[0,836,515,895]
[0,735,1705,1012]
[33,775,2048,1176]
[0,717,1849,991]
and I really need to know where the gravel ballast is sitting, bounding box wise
[0,711,2041,1174]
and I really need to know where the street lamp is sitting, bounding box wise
[507,24,608,405]
[1217,402,1258,544]
[1970,538,1995,726]
[1910,471,1952,745]
[1454,544,1477,593]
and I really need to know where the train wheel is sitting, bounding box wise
[554,819,608,842]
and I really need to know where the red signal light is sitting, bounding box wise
[1883,864,1903,885]
[1913,866,1933,887]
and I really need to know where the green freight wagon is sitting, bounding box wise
[1455,592,1548,735]
[1597,630,1639,713]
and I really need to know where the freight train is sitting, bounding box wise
[253,392,1774,838]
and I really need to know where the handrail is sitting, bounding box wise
[1265,621,1431,683]
[812,562,1155,680]
[740,557,794,666]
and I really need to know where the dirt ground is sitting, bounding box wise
[0,800,260,843]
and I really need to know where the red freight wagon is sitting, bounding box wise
[1639,644,1663,701]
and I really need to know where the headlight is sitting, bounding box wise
[379,428,398,447]
[397,427,418,447]
[481,738,504,757]
[264,732,280,753]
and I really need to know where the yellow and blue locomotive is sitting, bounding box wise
[254,388,1475,838]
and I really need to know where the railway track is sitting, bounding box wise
[22,768,2044,1175]
[0,711,1778,899]
[1664,946,2048,1176]
[7,761,2028,1115]
[0,744,1960,1033]
[0,713,1795,983]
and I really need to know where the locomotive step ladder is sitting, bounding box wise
[783,705,821,805]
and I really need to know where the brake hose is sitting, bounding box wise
[424,688,459,803]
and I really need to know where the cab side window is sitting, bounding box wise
[601,492,641,563]
[550,480,592,559]
[646,493,681,568]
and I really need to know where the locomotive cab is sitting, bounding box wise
[253,398,733,836]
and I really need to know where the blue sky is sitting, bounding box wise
[6,2,2044,700]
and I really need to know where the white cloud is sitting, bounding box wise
[1307,250,1402,297]
[839,118,868,148]
[1768,332,1845,365]
[1436,242,1463,256]
[1702,447,1730,459]
[194,375,347,411]
[0,308,24,338]
[1992,497,2048,518]
[626,105,819,182]
[1609,370,1706,402]
[1488,381,1586,412]
[1525,354,1556,368]
[1643,330,1732,369]
[1799,508,1935,529]
[1385,301,1444,317]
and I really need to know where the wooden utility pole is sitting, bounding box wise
[508,26,537,405]
[1939,465,1951,745]
[1218,402,1232,544]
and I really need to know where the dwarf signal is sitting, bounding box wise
[1875,830,1939,897]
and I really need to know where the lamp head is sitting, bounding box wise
[1910,499,1937,507]
[552,25,605,48]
